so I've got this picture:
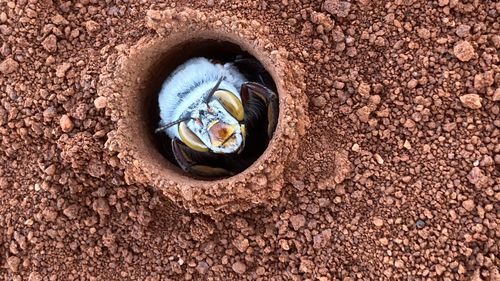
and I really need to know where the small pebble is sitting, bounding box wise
[232,261,246,274]
[0,57,19,74]
[435,264,446,275]
[289,214,306,230]
[374,153,384,164]
[42,35,58,53]
[416,219,426,229]
[94,96,108,109]
[312,95,327,108]
[373,217,384,227]
[44,164,56,176]
[453,41,475,62]
[324,0,351,17]
[357,82,371,97]
[462,199,475,212]
[459,94,482,109]
[85,20,101,34]
[438,0,449,6]
[403,140,412,150]
[7,256,20,272]
[28,271,43,281]
[196,261,209,274]
[351,143,360,152]
[379,237,389,246]
[60,114,74,132]
[55,63,71,78]
[0,12,7,22]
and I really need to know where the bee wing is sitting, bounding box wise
[240,82,279,138]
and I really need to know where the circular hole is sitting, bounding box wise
[100,29,306,217]
[140,37,279,180]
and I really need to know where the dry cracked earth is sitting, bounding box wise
[0,0,499,280]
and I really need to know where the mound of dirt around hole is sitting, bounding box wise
[97,8,309,220]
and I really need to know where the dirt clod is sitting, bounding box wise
[290,214,306,230]
[438,0,449,7]
[453,41,475,62]
[456,24,471,38]
[460,94,483,109]
[324,0,351,18]
[494,89,500,101]
[232,236,249,253]
[312,96,327,108]
[85,20,101,34]
[59,114,74,132]
[473,71,494,89]
[94,96,108,109]
[0,57,18,74]
[196,261,209,274]
[357,82,371,97]
[63,204,79,219]
[51,14,68,26]
[41,35,57,53]
[299,259,314,273]
[55,63,71,78]
[356,106,372,122]
[373,217,384,227]
[467,167,489,189]
[232,261,247,274]
[93,198,110,216]
[7,256,20,273]
[42,208,58,222]
[462,199,475,212]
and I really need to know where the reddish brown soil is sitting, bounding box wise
[0,0,499,280]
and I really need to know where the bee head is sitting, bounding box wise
[156,77,246,154]
[179,97,245,153]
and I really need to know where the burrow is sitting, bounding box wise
[98,13,308,220]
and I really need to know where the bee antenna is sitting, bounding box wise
[155,117,192,134]
[204,75,224,104]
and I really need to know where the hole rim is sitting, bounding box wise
[126,30,286,186]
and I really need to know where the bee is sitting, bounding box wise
[156,57,278,178]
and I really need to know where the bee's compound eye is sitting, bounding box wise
[214,90,244,121]
[178,121,208,152]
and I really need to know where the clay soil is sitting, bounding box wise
[0,0,499,280]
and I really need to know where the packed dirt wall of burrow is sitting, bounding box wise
[97,7,310,219]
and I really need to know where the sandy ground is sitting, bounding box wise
[0,0,499,280]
